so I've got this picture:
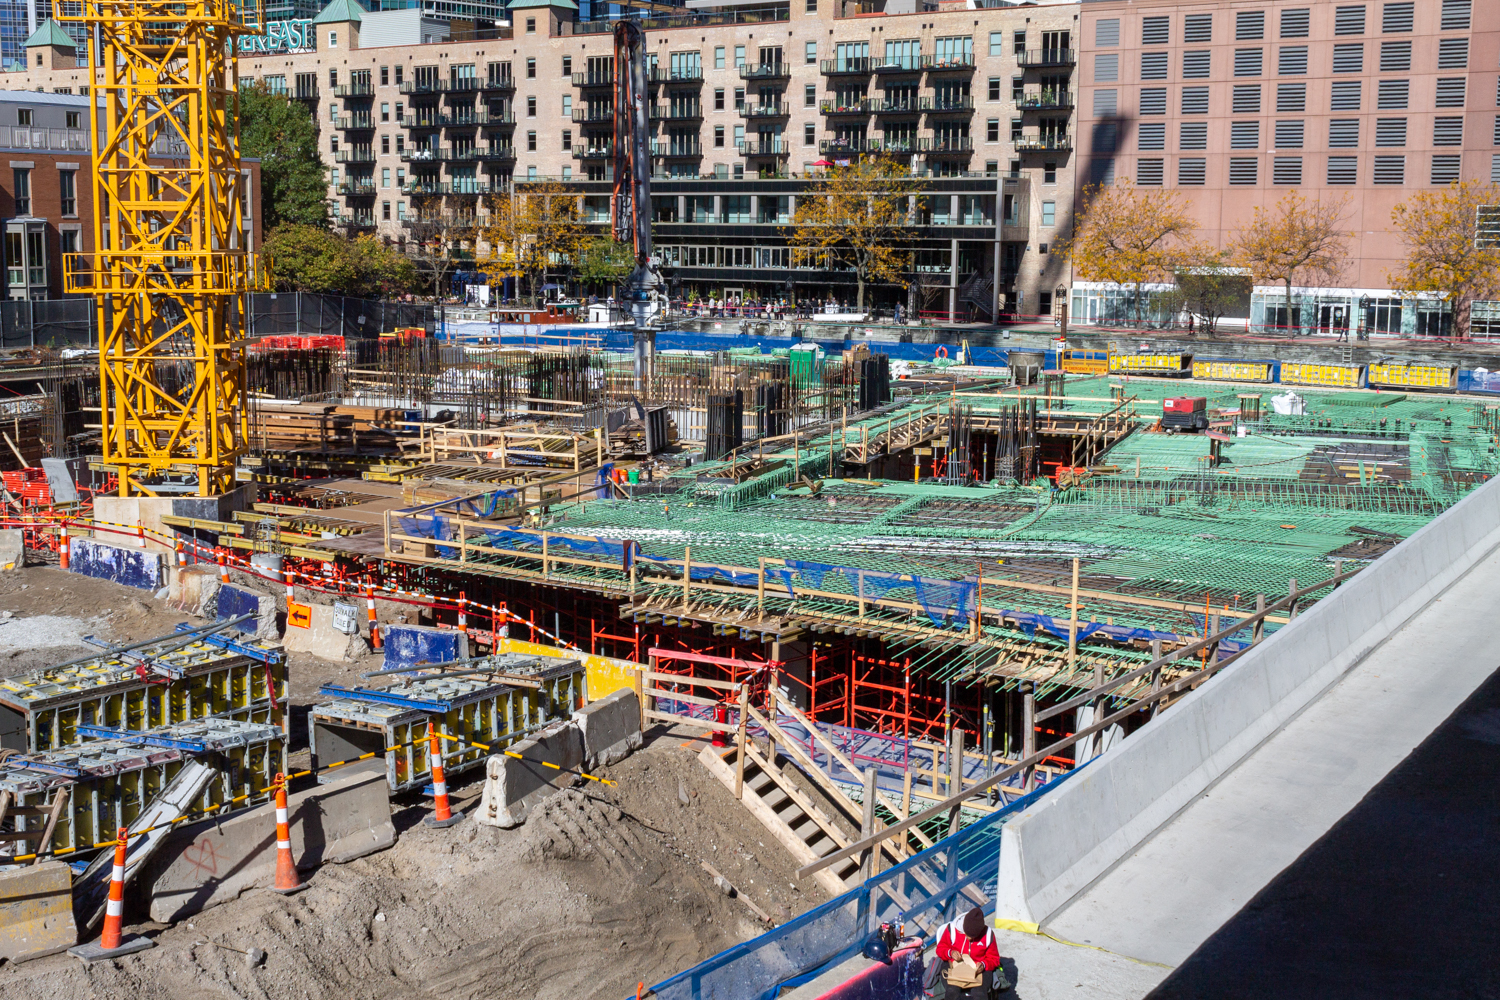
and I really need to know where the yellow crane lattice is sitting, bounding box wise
[58,0,267,496]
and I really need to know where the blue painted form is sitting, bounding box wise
[68,537,163,591]
[216,584,263,621]
[381,624,467,672]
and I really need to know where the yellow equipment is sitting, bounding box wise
[59,0,267,496]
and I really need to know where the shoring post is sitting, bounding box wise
[858,766,878,881]
[947,726,964,836]
[1149,637,1164,720]
[269,773,307,895]
[1287,578,1299,620]
[1253,594,1266,643]
[1020,682,1035,792]
[734,683,748,800]
[423,729,464,829]
[757,557,765,618]
[1067,556,1080,676]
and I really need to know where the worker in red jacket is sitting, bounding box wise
[934,907,1005,997]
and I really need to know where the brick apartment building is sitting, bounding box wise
[1075,0,1496,335]
[3,0,1080,320]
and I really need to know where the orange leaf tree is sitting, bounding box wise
[1230,191,1351,334]
[1387,180,1500,340]
[1061,180,1200,328]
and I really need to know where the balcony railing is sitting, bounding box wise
[293,86,318,101]
[820,99,870,115]
[739,102,787,119]
[1015,134,1072,151]
[333,148,376,163]
[340,214,376,228]
[818,138,877,154]
[402,182,444,196]
[651,141,702,157]
[571,71,615,87]
[1018,90,1074,110]
[571,107,615,123]
[405,111,515,128]
[921,54,976,71]
[336,180,377,196]
[447,78,481,92]
[572,146,614,159]
[820,57,872,75]
[483,75,515,91]
[335,115,376,130]
[872,57,923,74]
[1016,49,1077,67]
[478,146,516,160]
[399,79,447,94]
[652,104,703,120]
[871,98,925,114]
[443,183,495,195]
[925,137,974,154]
[651,66,704,83]
[737,140,788,156]
[739,62,789,80]
[927,97,974,113]
[332,82,375,98]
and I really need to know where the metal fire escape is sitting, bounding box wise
[59,0,267,496]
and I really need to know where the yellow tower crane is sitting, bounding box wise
[58,0,267,497]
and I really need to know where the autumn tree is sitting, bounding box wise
[1388,180,1500,340]
[782,156,921,311]
[480,182,587,306]
[1161,252,1251,336]
[403,212,472,304]
[575,237,636,296]
[1061,180,1200,328]
[1230,191,1351,335]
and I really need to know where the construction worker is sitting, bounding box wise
[934,907,1008,997]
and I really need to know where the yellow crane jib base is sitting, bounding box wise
[57,0,270,497]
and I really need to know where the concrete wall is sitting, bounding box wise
[0,861,75,963]
[474,719,584,829]
[67,536,164,591]
[571,688,642,769]
[996,473,1500,925]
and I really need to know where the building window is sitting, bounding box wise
[526,58,536,78]
[1327,155,1358,184]
[1140,88,1167,115]
[1179,157,1207,185]
[327,31,337,48]
[804,122,815,145]
[1382,1,1413,32]
[1437,38,1469,70]
[1236,10,1265,40]
[1141,52,1168,81]
[1379,40,1411,73]
[59,171,75,216]
[1277,83,1306,112]
[1234,48,1263,76]
[1141,16,1168,45]
[1012,76,1024,101]
[16,109,30,126]
[1433,117,1463,145]
[715,125,725,147]
[1013,118,1024,142]
[806,0,816,12]
[1041,200,1056,225]
[527,96,537,116]
[1335,6,1366,35]
[988,77,1000,102]
[1377,79,1409,109]
[1329,119,1360,146]
[1278,46,1307,75]
[1138,122,1166,150]
[1231,121,1260,148]
[395,67,403,85]
[1331,80,1363,110]
[1232,85,1262,114]
[381,135,389,154]
[1181,87,1209,115]
[986,119,999,142]
[1441,0,1471,31]
[1431,155,1461,185]
[1332,43,1364,73]
[1280,7,1310,37]
[715,88,725,111]
[1275,120,1304,147]
[1093,89,1117,116]
[562,95,571,115]
[1375,117,1407,146]
[1092,20,1116,46]
[381,167,390,188]
[1272,156,1301,184]
[561,56,572,76]
[1044,161,1056,183]
[527,130,536,151]
[1136,159,1164,186]
[734,45,746,68]
[1183,51,1210,78]
[525,17,535,33]
[988,31,1002,57]
[1229,157,1258,184]
[61,229,78,255]
[65,111,79,128]
[561,129,571,149]
[1184,13,1212,42]
[12,169,29,215]
[1180,121,1208,149]
[805,42,816,64]
[1094,53,1119,83]
[1373,155,1405,184]
[716,47,726,69]
[1435,78,1467,108]
[381,102,389,122]
[805,84,816,107]
[734,88,744,110]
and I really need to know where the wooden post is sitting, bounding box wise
[858,767,878,881]
[630,548,638,598]
[734,683,748,800]
[766,679,778,771]
[633,667,646,733]
[758,556,766,617]
[1287,577,1299,620]
[858,570,866,618]
[1149,638,1164,719]
[947,726,965,836]
[33,787,67,864]
[901,768,912,820]
[1334,557,1344,587]
[683,545,692,609]
[541,531,549,578]
[1067,557,1080,676]
[1253,593,1266,643]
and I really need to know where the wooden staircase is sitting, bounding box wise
[699,743,863,897]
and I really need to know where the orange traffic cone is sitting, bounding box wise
[424,731,464,829]
[269,773,306,895]
[68,827,156,963]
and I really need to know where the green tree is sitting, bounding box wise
[263,224,417,297]
[576,237,636,294]
[236,83,328,230]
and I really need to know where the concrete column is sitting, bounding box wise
[713,194,722,221]
[677,194,685,222]
[750,194,758,222]
[948,236,959,322]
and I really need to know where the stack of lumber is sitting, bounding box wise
[251,402,413,454]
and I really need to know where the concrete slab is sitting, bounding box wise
[381,624,467,671]
[67,537,163,591]
[474,719,584,828]
[143,765,394,923]
[215,583,278,638]
[572,688,642,768]
[1044,543,1500,968]
[0,861,77,964]
[167,565,220,617]
[281,601,364,661]
[0,529,22,572]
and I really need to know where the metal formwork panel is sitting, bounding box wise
[1368,362,1457,390]
[1281,362,1367,388]
[0,718,284,861]
[309,652,585,793]
[0,633,287,753]
[1192,359,1277,383]
[1109,353,1192,376]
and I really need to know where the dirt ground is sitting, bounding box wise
[0,565,828,1000]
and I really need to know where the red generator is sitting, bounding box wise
[1162,396,1209,432]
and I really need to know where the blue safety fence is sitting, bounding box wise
[642,764,1084,1000]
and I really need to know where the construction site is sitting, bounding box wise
[0,2,1495,999]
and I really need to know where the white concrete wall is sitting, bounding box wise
[996,472,1500,926]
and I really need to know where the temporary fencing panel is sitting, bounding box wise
[248,292,436,340]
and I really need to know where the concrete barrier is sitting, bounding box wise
[282,602,365,661]
[381,624,467,671]
[144,765,394,923]
[474,719,584,829]
[215,583,278,638]
[0,529,22,572]
[996,475,1500,926]
[0,861,76,963]
[572,688,642,769]
[67,537,164,591]
[167,565,220,616]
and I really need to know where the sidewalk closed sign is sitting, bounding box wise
[287,601,312,629]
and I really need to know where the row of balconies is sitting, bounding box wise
[819,97,975,115]
[819,50,1076,75]
[818,136,978,155]
[400,146,516,162]
[401,182,500,196]
[561,96,1070,123]
[402,111,517,128]
[398,77,515,95]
